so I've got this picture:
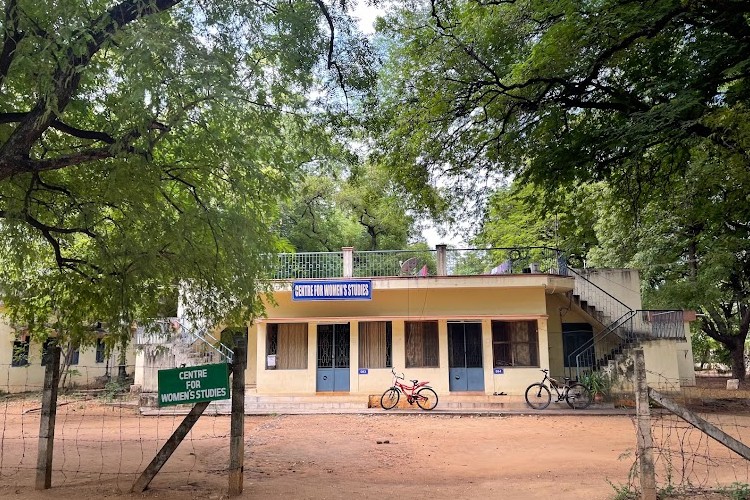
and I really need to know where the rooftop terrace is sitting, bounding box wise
[272,246,570,280]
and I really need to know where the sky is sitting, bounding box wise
[352,2,381,35]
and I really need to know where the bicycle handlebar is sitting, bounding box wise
[391,368,404,380]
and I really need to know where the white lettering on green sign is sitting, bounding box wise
[157,363,230,407]
[160,387,228,404]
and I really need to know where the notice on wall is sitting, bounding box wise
[292,280,372,301]
[157,363,230,407]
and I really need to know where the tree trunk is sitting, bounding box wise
[118,337,128,381]
[59,343,74,389]
[730,336,746,380]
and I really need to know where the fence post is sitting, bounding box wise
[342,247,353,278]
[36,343,61,490]
[634,348,656,500]
[436,244,447,276]
[229,339,246,496]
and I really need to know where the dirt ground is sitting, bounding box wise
[0,411,645,500]
[0,376,748,500]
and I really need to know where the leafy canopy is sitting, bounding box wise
[375,0,750,208]
[0,0,374,337]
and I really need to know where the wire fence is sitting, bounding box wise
[0,363,232,492]
[2,362,750,497]
[616,371,750,498]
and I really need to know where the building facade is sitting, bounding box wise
[134,246,696,399]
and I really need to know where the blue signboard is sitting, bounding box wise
[358,368,368,375]
[494,368,504,375]
[292,280,373,301]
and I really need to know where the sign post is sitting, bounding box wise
[132,363,231,493]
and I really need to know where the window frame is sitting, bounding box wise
[404,321,440,368]
[266,323,308,370]
[11,336,30,367]
[491,320,540,368]
[41,338,56,366]
[70,346,80,366]
[95,338,106,364]
[358,321,392,369]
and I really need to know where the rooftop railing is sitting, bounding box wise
[270,246,569,279]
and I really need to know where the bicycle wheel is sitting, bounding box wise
[566,383,592,409]
[524,383,551,410]
[380,388,400,410]
[416,387,438,410]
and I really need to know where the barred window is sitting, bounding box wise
[12,336,29,367]
[405,321,439,368]
[492,320,539,367]
[95,338,106,363]
[70,346,80,366]
[266,323,308,369]
[359,321,392,369]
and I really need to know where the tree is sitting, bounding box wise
[372,0,750,377]
[474,181,599,258]
[0,1,373,339]
[375,0,750,206]
[589,151,750,379]
[280,162,418,252]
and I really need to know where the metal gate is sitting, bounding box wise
[316,324,350,392]
[448,322,484,391]
[563,323,594,368]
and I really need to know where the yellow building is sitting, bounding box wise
[133,246,695,401]
[0,307,135,393]
[3,247,694,399]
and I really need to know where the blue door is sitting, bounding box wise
[448,322,484,392]
[317,324,350,392]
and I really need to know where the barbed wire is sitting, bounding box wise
[615,369,750,497]
[0,363,233,492]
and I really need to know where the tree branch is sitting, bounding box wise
[0,0,182,180]
[0,0,22,89]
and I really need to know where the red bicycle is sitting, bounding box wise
[380,368,438,410]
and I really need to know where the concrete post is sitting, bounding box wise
[342,247,353,278]
[436,244,447,276]
[36,344,61,490]
[634,348,657,500]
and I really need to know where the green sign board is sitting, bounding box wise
[157,363,230,407]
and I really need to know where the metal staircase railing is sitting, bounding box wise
[567,310,636,380]
[567,267,632,327]
[566,305,687,380]
[135,317,234,364]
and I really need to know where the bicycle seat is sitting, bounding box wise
[411,379,419,385]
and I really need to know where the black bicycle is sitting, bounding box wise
[524,369,592,410]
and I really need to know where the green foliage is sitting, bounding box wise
[589,150,750,378]
[718,482,750,500]
[101,379,128,403]
[280,161,419,252]
[607,480,637,500]
[474,182,601,258]
[375,0,750,207]
[691,329,726,370]
[580,371,612,397]
[0,1,375,342]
